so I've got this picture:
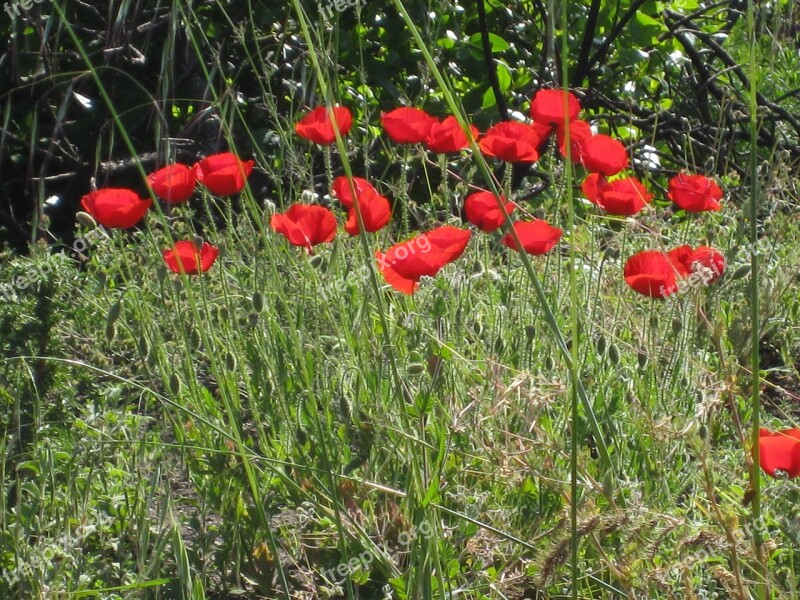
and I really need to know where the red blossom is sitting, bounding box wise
[163,240,219,274]
[80,188,152,229]
[271,204,338,251]
[295,106,353,145]
[580,135,629,176]
[530,88,581,126]
[668,173,723,212]
[147,164,197,203]
[464,191,515,232]
[195,153,254,196]
[381,107,437,144]
[501,220,562,255]
[424,116,478,153]
[478,121,543,163]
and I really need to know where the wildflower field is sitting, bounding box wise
[1,1,800,598]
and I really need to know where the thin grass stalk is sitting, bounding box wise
[746,1,766,598]
[556,1,581,596]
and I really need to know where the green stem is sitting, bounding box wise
[746,1,766,598]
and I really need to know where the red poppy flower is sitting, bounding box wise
[585,175,653,216]
[690,246,726,284]
[381,107,437,144]
[478,121,543,163]
[668,173,723,212]
[501,220,562,255]
[375,225,471,294]
[295,106,352,145]
[271,204,337,251]
[580,135,629,176]
[195,153,254,196]
[759,428,800,478]
[80,188,152,229]
[424,116,479,153]
[331,176,377,209]
[556,120,593,162]
[344,188,392,235]
[464,191,515,232]
[530,89,581,126]
[163,240,219,274]
[147,164,197,203]
[425,225,472,264]
[624,251,681,298]
[667,245,694,277]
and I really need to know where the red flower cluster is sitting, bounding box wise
[78,151,252,275]
[624,245,726,298]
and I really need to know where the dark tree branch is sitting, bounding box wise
[476,0,508,121]
[571,0,602,88]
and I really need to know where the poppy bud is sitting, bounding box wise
[731,265,751,280]
[310,255,324,268]
[138,336,149,357]
[407,363,425,375]
[247,312,259,327]
[525,325,536,341]
[190,329,201,350]
[608,344,620,365]
[637,351,648,369]
[193,235,204,251]
[169,374,181,395]
[252,292,264,313]
[107,301,122,326]
[595,335,606,355]
[75,211,97,229]
[155,266,167,284]
[96,271,108,287]
[105,323,115,341]
[226,352,236,370]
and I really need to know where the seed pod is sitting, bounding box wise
[190,328,201,350]
[731,265,751,281]
[107,301,122,326]
[494,336,504,354]
[252,292,264,313]
[608,344,620,365]
[672,318,683,335]
[309,255,324,269]
[169,373,181,395]
[595,334,607,355]
[75,211,97,229]
[407,363,425,375]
